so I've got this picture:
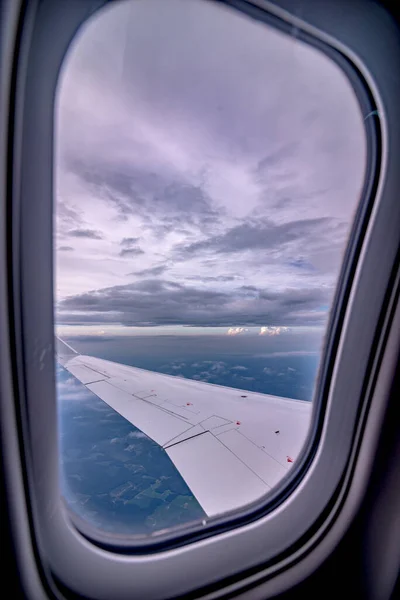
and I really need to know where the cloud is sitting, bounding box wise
[193,372,213,382]
[227,327,248,336]
[210,361,227,372]
[176,217,339,265]
[231,365,248,371]
[55,0,366,327]
[118,236,145,257]
[68,228,104,240]
[56,200,84,231]
[287,258,315,271]
[121,237,140,246]
[187,275,236,283]
[125,444,139,452]
[259,350,319,358]
[259,326,289,336]
[134,265,168,277]
[70,158,220,229]
[119,247,145,257]
[128,430,148,440]
[56,279,331,327]
[263,367,274,375]
[58,246,74,252]
[56,374,94,401]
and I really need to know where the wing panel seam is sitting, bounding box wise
[212,433,272,490]
[164,430,209,449]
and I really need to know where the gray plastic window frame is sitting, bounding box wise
[49,0,381,554]
[5,0,400,599]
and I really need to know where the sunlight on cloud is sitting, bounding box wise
[259,326,289,336]
[227,327,249,336]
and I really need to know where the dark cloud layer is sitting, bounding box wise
[187,275,236,283]
[119,247,145,258]
[69,158,220,231]
[134,265,168,277]
[177,217,336,257]
[121,237,140,246]
[57,278,331,327]
[68,229,104,240]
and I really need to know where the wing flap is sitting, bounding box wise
[216,428,288,488]
[166,432,270,516]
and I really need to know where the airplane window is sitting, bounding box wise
[54,0,366,541]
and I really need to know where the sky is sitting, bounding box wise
[54,0,366,335]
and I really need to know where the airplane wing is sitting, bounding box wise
[56,337,312,517]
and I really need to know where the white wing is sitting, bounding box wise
[56,338,312,517]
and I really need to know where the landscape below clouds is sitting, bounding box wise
[62,331,322,401]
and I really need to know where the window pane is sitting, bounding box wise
[54,0,366,540]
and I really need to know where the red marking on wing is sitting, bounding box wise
[236,421,241,425]
[287,456,294,463]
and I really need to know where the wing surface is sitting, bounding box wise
[56,337,312,516]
